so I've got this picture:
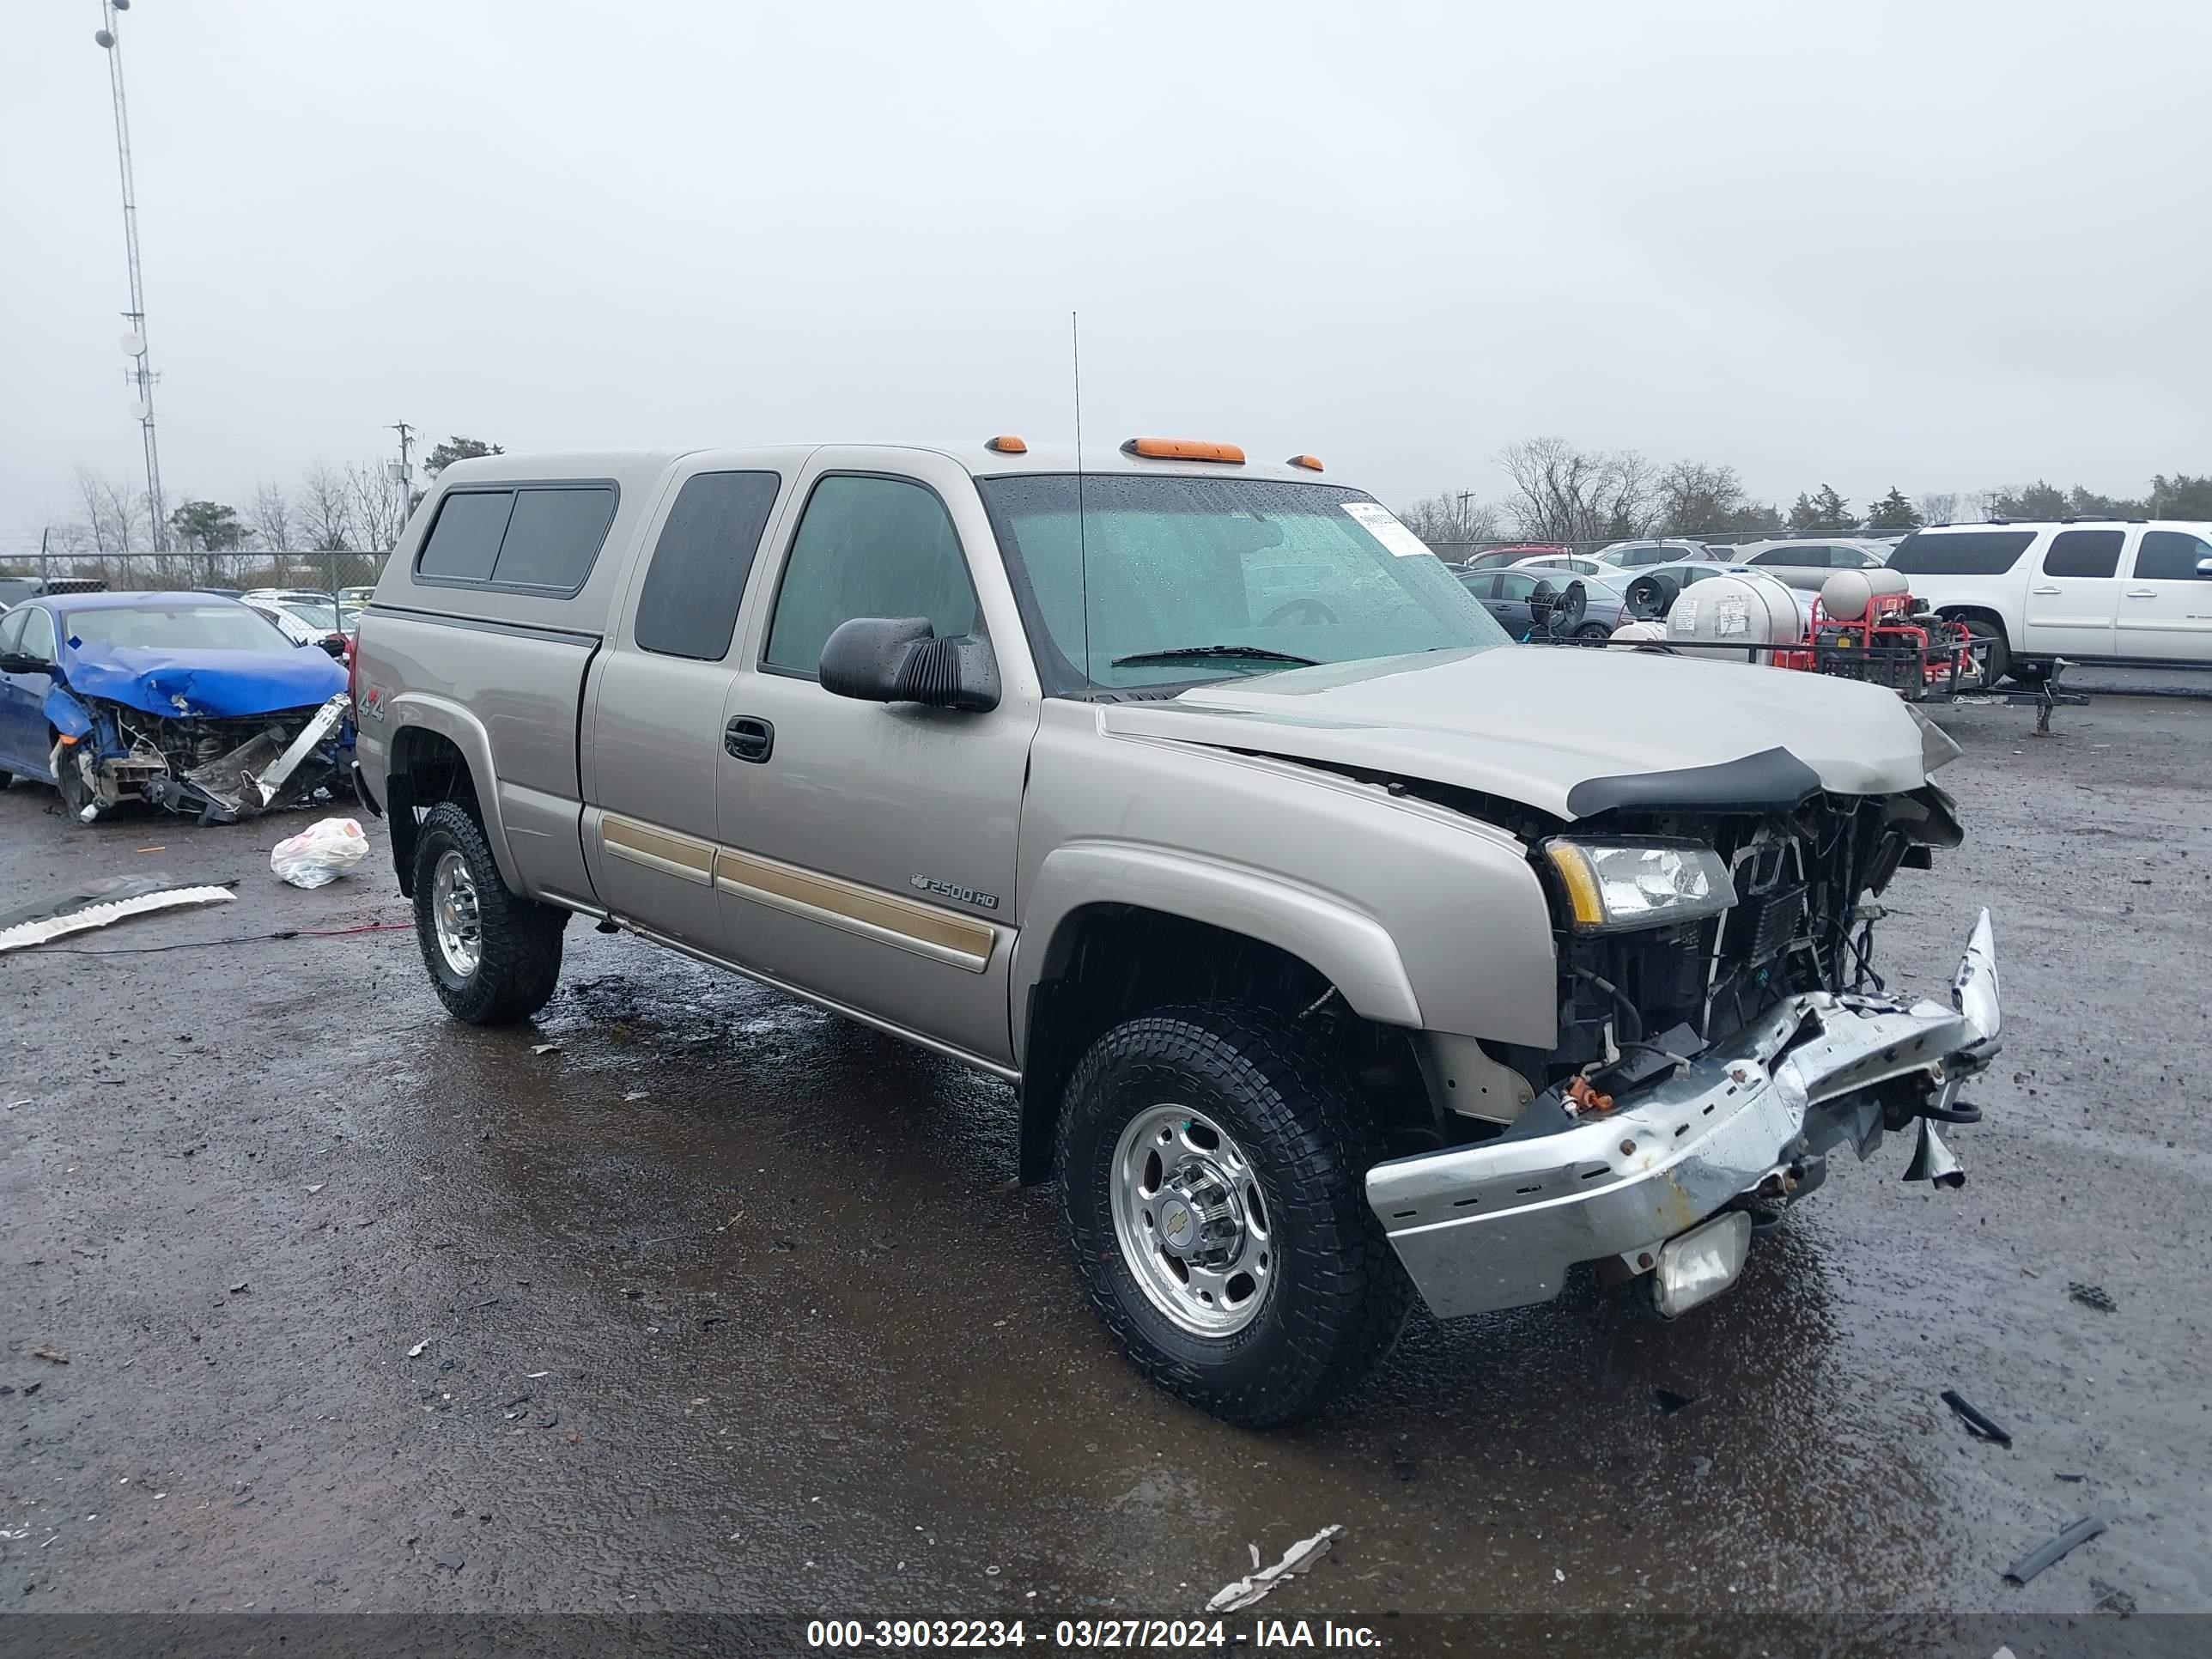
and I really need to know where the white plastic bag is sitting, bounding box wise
[270,817,369,890]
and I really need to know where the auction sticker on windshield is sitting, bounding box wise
[1340,501,1436,559]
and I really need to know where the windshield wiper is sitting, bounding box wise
[1109,644,1320,669]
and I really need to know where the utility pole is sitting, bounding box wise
[1455,490,1476,542]
[94,1,167,557]
[388,422,416,544]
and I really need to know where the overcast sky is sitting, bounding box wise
[3,1,2208,549]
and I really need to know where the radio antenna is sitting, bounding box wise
[1072,309,1092,696]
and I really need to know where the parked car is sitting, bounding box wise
[1887,520,2212,682]
[1456,544,1570,571]
[1459,567,1626,641]
[0,576,106,610]
[1592,538,1724,568]
[0,590,350,821]
[1506,554,1630,580]
[1731,539,1893,592]
[353,439,1999,1427]
[1622,560,1819,630]
[242,596,349,657]
[338,584,378,612]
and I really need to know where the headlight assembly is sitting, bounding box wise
[1542,837,1737,933]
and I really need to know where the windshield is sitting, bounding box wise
[64,604,297,655]
[283,600,343,631]
[976,476,1511,691]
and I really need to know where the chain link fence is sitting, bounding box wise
[0,548,389,602]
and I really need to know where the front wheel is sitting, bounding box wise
[1957,617,2010,687]
[411,799,569,1024]
[1057,1004,1411,1427]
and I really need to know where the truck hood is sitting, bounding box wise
[1100,645,1945,821]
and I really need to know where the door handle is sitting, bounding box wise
[2124,589,2155,599]
[2029,585,2062,595]
[723,715,774,763]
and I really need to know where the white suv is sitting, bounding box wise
[1888,520,2212,683]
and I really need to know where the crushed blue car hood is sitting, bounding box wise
[58,641,346,719]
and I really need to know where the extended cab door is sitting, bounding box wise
[711,453,1036,1068]
[2114,527,2212,663]
[2022,526,2125,658]
[585,465,793,948]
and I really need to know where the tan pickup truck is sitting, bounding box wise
[352,438,2001,1425]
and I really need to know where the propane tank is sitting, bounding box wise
[1818,566,1911,623]
[1662,572,1805,662]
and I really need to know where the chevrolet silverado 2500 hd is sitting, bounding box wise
[352,439,2001,1426]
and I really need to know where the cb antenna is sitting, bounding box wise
[1072,310,1091,697]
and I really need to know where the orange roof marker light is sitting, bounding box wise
[1120,438,1246,464]
[1285,454,1324,471]
[984,434,1028,454]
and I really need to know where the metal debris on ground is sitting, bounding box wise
[406,1340,429,1358]
[31,1346,69,1364]
[1205,1524,1343,1613]
[1941,1388,2013,1448]
[0,875,236,956]
[2003,1514,2107,1585]
[268,816,369,889]
[530,1043,561,1056]
[2068,1282,2118,1312]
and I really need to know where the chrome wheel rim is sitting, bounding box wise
[431,849,483,979]
[1109,1104,1275,1337]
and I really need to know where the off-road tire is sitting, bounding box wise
[412,799,568,1024]
[1058,1003,1413,1428]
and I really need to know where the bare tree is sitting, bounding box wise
[249,480,296,556]
[1396,491,1500,548]
[1915,491,1959,525]
[346,461,408,553]
[1498,437,1657,544]
[300,460,356,553]
[73,465,142,555]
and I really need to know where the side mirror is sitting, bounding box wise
[0,651,55,677]
[2196,557,2212,577]
[315,636,346,659]
[818,617,1000,713]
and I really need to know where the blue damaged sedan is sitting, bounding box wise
[0,591,350,823]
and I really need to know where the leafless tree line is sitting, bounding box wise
[1401,437,2002,547]
[46,457,410,564]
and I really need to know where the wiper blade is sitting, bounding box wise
[1109,644,1320,668]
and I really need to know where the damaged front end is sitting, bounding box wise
[1367,768,2001,1321]
[48,686,353,825]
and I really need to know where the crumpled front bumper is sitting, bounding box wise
[1367,910,2001,1320]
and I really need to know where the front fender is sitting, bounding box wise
[386,690,521,892]
[1012,841,1425,1066]
[43,685,93,742]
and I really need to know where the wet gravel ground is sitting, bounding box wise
[3,690,2209,1629]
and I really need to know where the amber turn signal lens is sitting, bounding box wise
[984,435,1027,454]
[1285,454,1323,471]
[1120,438,1246,464]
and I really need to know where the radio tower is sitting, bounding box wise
[94,0,167,555]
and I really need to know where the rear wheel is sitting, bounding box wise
[411,800,568,1024]
[1576,622,1612,642]
[1057,1003,1412,1428]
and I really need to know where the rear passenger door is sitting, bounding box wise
[2117,529,2212,663]
[714,458,1035,1067]
[2023,528,2126,657]
[586,467,790,947]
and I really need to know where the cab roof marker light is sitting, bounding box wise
[1285,454,1324,471]
[1120,438,1246,464]
[984,435,1028,454]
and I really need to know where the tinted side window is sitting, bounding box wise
[1889,531,2035,575]
[490,487,618,591]
[418,490,514,580]
[635,471,782,660]
[0,609,26,653]
[1497,572,1537,600]
[21,607,57,659]
[763,476,979,675]
[2136,531,2212,580]
[2043,529,2124,579]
